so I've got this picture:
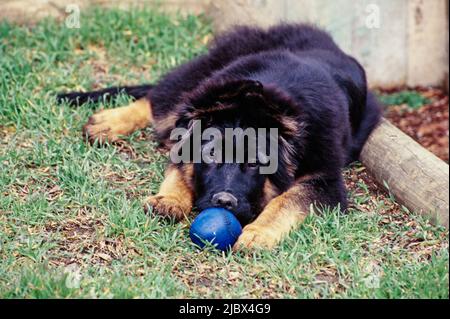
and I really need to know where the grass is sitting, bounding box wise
[378,90,430,109]
[0,8,448,299]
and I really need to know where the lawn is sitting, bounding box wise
[0,8,448,299]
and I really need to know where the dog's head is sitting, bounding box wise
[171,79,305,225]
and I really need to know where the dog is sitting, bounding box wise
[58,24,381,250]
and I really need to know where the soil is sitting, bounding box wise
[383,87,449,162]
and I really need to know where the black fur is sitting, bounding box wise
[58,24,381,223]
[57,84,153,106]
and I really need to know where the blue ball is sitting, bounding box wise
[189,208,242,252]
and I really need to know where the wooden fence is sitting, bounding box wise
[0,0,448,89]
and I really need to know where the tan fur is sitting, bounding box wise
[193,103,236,117]
[261,179,279,208]
[83,98,152,143]
[296,172,325,183]
[233,184,309,250]
[144,165,194,220]
[279,117,299,135]
[153,112,178,138]
[180,163,194,189]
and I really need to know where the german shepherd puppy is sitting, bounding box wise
[58,24,381,250]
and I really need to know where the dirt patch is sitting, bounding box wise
[171,255,289,298]
[344,163,448,264]
[384,87,449,162]
[44,208,137,266]
[2,165,62,203]
[72,43,156,91]
[344,163,399,214]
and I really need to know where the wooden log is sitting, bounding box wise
[360,118,449,228]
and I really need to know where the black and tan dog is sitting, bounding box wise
[58,24,381,250]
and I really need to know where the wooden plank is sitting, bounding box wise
[286,0,354,52]
[1,0,447,88]
[0,0,212,22]
[407,0,449,87]
[286,0,409,88]
[361,118,449,228]
[209,0,286,31]
[93,0,211,14]
[350,0,408,88]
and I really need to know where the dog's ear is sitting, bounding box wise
[218,80,264,101]
[185,79,265,113]
[229,79,264,95]
[175,113,194,130]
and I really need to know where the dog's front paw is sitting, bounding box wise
[233,224,280,251]
[82,109,124,144]
[144,195,191,221]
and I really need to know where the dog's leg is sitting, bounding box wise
[233,176,345,250]
[144,165,194,220]
[83,98,152,143]
[233,184,308,250]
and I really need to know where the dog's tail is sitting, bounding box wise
[57,84,153,106]
[347,91,382,164]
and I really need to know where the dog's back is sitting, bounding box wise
[58,24,380,164]
[150,24,380,162]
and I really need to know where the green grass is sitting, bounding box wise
[0,8,448,299]
[378,90,430,109]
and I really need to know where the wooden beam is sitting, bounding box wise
[361,118,449,228]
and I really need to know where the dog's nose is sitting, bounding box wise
[211,192,238,211]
